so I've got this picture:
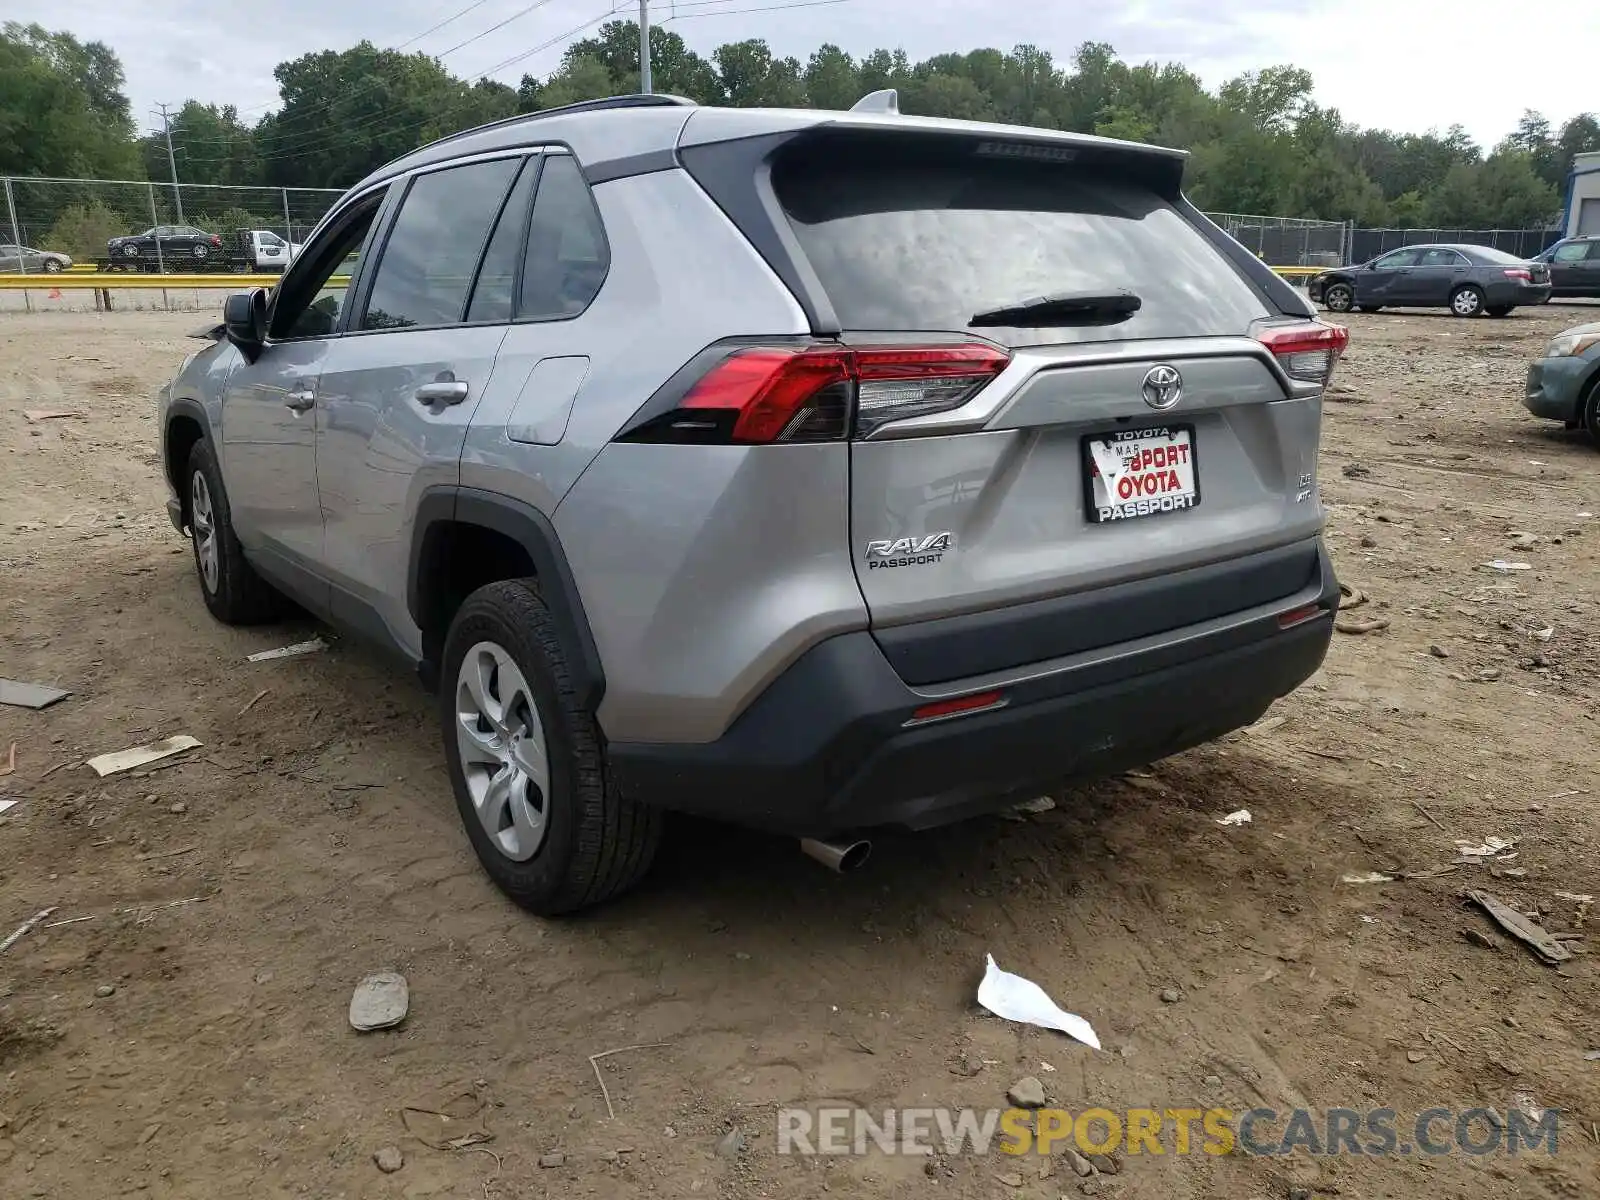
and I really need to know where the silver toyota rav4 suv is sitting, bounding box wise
[158,93,1346,913]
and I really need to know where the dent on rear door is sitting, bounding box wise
[848,352,1325,630]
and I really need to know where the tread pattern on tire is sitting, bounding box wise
[442,578,662,914]
[186,438,281,625]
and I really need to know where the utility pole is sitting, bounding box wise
[154,103,185,224]
[638,0,652,94]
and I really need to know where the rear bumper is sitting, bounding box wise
[1485,280,1551,306]
[1524,357,1593,423]
[608,541,1339,837]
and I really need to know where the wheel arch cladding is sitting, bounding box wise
[408,487,605,709]
[164,402,211,520]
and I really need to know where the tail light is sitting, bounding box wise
[1503,267,1532,282]
[622,342,1010,444]
[211,235,223,247]
[1253,320,1349,387]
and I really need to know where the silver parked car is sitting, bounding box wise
[0,243,71,273]
[157,94,1346,913]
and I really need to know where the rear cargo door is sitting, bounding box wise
[770,135,1328,677]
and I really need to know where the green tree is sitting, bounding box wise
[0,22,140,177]
[1506,109,1561,188]
[804,44,860,111]
[41,198,127,259]
[1557,113,1600,179]
[714,39,806,107]
[142,101,262,188]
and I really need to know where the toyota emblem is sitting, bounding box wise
[1141,364,1183,410]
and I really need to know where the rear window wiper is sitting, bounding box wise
[969,289,1142,327]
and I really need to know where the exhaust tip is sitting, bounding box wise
[800,837,872,874]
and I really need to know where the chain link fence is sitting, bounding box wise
[1204,212,1351,268]
[1348,226,1562,263]
[1,176,343,273]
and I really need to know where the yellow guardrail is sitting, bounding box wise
[0,272,268,289]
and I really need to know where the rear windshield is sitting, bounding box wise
[773,145,1269,346]
[1463,245,1526,265]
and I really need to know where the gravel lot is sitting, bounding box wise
[1,303,1597,1199]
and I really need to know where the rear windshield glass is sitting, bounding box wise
[1463,245,1526,265]
[774,146,1269,346]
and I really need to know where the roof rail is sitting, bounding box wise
[411,93,698,157]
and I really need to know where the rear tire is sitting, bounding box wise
[1323,282,1354,313]
[185,438,282,625]
[440,579,662,915]
[1450,285,1485,317]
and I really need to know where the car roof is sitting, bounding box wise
[352,94,1188,199]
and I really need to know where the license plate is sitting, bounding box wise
[1083,425,1199,523]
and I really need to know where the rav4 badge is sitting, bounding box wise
[863,532,954,569]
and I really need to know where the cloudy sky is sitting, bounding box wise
[12,0,1598,149]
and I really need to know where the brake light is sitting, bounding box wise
[658,343,1010,444]
[1253,321,1349,387]
[1502,267,1531,282]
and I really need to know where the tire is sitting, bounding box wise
[123,245,139,258]
[440,579,662,915]
[1355,304,1382,313]
[1449,285,1485,317]
[193,244,209,260]
[1486,306,1513,318]
[1584,381,1600,449]
[42,259,62,274]
[185,438,281,624]
[1323,282,1354,313]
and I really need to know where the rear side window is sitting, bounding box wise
[772,145,1269,346]
[361,157,520,330]
[519,154,608,321]
[1465,246,1526,266]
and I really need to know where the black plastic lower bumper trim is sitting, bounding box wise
[606,543,1339,837]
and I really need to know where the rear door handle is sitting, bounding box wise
[414,380,469,406]
[285,388,316,412]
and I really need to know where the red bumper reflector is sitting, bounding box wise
[908,689,1006,724]
[1277,603,1324,630]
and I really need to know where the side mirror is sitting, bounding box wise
[223,288,267,361]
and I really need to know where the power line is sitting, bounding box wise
[248,3,614,161]
[434,0,561,58]
[394,0,497,50]
[251,7,621,164]
[661,0,854,19]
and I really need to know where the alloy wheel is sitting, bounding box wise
[455,640,551,862]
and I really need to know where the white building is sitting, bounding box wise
[1565,150,1600,237]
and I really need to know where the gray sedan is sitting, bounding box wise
[1310,244,1551,317]
[1524,321,1600,446]
[0,243,71,273]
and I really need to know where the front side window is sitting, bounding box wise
[466,159,536,323]
[1553,242,1590,263]
[518,154,609,321]
[1373,249,1421,269]
[360,157,520,331]
[270,191,386,341]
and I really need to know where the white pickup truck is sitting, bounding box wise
[242,230,301,271]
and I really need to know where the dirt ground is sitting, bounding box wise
[1,302,1597,1200]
